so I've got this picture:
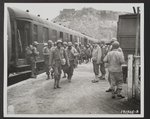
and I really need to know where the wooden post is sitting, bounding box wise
[135,7,140,56]
[134,56,140,100]
[127,55,133,99]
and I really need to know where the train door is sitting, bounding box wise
[16,20,31,65]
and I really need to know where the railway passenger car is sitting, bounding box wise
[7,7,98,84]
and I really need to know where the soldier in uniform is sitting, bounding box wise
[42,40,53,80]
[91,42,102,83]
[103,41,125,99]
[74,42,80,68]
[27,41,39,78]
[99,40,107,80]
[62,42,68,78]
[50,39,69,89]
[66,42,78,82]
[105,38,123,92]
[85,44,92,63]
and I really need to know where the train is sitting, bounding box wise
[7,7,98,85]
[117,13,140,61]
[117,13,141,83]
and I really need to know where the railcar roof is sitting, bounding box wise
[119,13,138,18]
[8,7,99,42]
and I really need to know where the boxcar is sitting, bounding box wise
[117,13,140,61]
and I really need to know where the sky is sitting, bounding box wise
[5,3,144,20]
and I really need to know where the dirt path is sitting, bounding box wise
[7,62,140,115]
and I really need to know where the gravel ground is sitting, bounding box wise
[7,62,140,115]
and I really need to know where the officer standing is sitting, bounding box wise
[66,42,78,82]
[43,40,53,80]
[99,40,107,80]
[91,42,102,83]
[50,39,69,89]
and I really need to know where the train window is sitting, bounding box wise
[70,35,73,42]
[60,31,63,39]
[43,27,49,43]
[33,24,38,41]
[66,33,69,41]
[52,30,57,40]
[74,36,77,42]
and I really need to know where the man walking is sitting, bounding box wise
[62,42,68,78]
[50,39,69,89]
[103,41,125,99]
[66,42,78,82]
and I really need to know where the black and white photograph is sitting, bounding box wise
[3,2,144,118]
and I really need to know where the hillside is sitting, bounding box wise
[52,8,129,41]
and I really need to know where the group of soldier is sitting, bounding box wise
[26,37,125,99]
[90,38,125,99]
[26,39,82,89]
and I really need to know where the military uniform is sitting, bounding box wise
[50,42,69,88]
[43,43,52,79]
[26,42,39,78]
[103,41,125,98]
[66,44,78,82]
[91,44,102,83]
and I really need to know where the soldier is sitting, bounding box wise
[50,39,69,89]
[91,42,102,83]
[66,42,78,82]
[62,42,68,78]
[63,42,68,49]
[103,41,125,99]
[43,40,53,80]
[78,43,82,64]
[85,44,92,63]
[99,40,107,80]
[105,38,123,92]
[28,41,39,78]
[74,42,80,68]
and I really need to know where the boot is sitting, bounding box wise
[62,74,66,78]
[116,88,125,98]
[100,75,105,80]
[92,75,99,83]
[57,77,61,88]
[46,75,50,80]
[111,89,116,99]
[54,78,57,89]
[106,88,112,92]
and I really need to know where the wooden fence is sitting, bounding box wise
[127,54,140,100]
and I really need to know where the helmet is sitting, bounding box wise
[63,42,67,45]
[68,42,72,46]
[57,40,63,44]
[44,43,48,46]
[48,40,53,44]
[111,38,117,43]
[112,41,120,49]
[33,41,39,46]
